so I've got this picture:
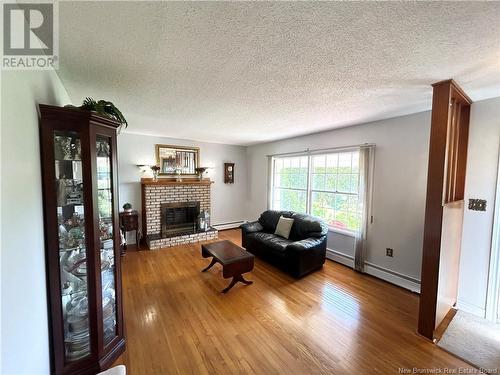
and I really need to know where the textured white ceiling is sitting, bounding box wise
[57,1,500,145]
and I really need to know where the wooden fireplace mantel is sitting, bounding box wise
[141,178,213,186]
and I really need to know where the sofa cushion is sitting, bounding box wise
[247,232,292,254]
[258,210,294,232]
[274,216,294,239]
[289,213,329,240]
[240,221,264,234]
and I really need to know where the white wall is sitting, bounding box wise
[117,133,249,241]
[457,96,500,317]
[1,70,71,375]
[246,111,431,288]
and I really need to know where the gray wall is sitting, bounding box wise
[1,70,72,374]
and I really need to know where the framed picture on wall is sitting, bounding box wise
[155,144,199,176]
[224,163,234,184]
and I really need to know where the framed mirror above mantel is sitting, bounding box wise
[155,144,199,177]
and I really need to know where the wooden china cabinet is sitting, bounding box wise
[39,105,125,375]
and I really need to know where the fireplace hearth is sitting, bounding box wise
[161,201,200,236]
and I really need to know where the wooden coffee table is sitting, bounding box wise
[201,240,254,293]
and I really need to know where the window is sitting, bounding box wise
[272,156,308,213]
[271,150,361,232]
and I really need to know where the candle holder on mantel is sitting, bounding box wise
[150,165,160,182]
[195,167,208,181]
[174,167,182,182]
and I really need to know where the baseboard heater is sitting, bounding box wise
[326,248,421,294]
[212,221,245,231]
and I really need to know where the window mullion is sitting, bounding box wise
[306,154,312,214]
[270,158,275,209]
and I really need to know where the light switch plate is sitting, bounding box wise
[468,199,487,211]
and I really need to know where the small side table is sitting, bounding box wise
[119,210,140,254]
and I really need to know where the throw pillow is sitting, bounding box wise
[274,216,294,239]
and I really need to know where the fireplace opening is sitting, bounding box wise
[161,201,200,236]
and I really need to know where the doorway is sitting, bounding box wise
[437,141,500,370]
[486,142,500,324]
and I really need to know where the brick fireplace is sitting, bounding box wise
[141,178,218,250]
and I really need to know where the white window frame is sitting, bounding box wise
[269,148,362,236]
[270,154,309,214]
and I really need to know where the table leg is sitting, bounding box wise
[239,274,253,285]
[201,258,217,272]
[120,226,127,256]
[123,230,127,250]
[221,274,253,293]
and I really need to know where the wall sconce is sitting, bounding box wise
[136,164,150,174]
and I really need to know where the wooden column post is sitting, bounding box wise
[418,79,472,340]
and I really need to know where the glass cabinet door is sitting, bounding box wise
[96,135,118,346]
[54,131,91,362]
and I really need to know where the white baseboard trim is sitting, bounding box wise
[212,221,245,231]
[326,248,354,267]
[326,248,421,294]
[364,262,421,294]
[455,299,486,318]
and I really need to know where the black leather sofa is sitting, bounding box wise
[240,210,328,278]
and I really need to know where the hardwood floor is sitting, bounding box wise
[114,229,471,374]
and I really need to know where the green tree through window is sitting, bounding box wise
[272,156,308,212]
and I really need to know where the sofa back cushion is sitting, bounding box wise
[258,210,328,240]
[258,210,293,232]
[289,213,328,240]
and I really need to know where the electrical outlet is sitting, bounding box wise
[386,248,394,257]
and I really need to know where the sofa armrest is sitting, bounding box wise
[286,236,327,278]
[286,237,326,253]
[240,221,264,234]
